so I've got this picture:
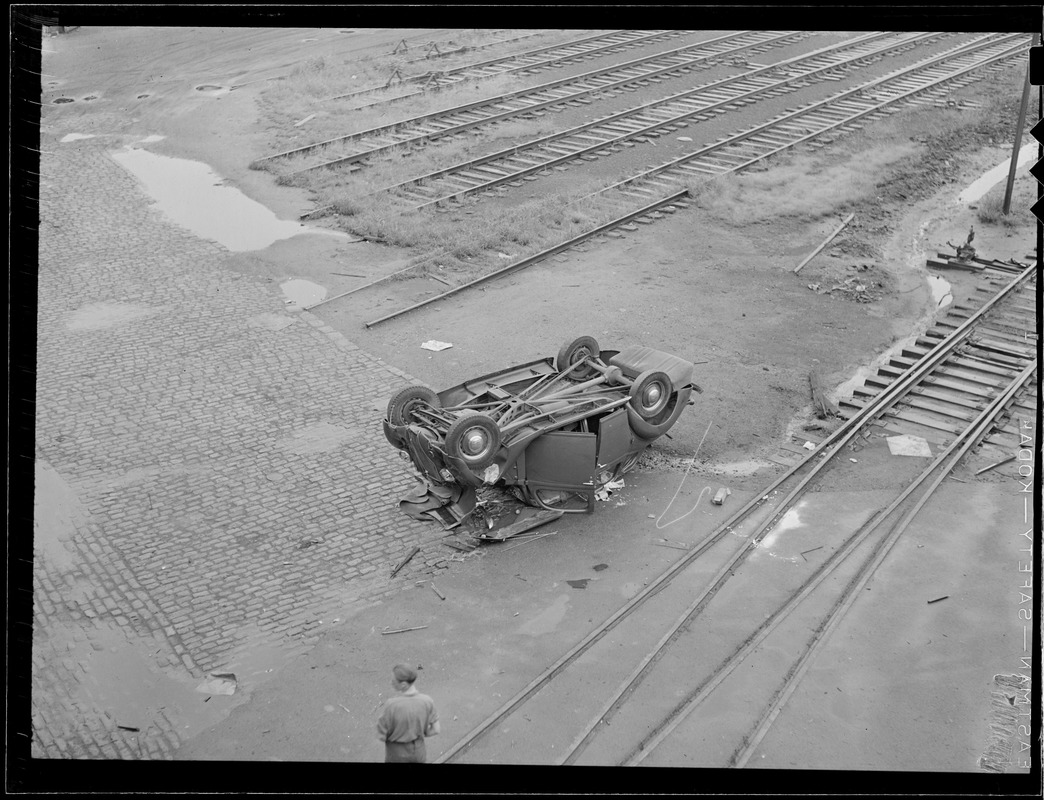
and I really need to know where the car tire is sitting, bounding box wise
[445,413,501,469]
[629,370,673,420]
[387,385,440,426]
[556,336,600,380]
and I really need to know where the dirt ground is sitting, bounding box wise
[35,25,1038,781]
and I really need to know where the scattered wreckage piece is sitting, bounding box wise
[792,213,854,274]
[384,336,701,526]
[476,508,563,542]
[809,369,840,419]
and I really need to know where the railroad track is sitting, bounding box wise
[343,33,1027,328]
[431,263,1037,767]
[841,266,1038,452]
[323,29,695,106]
[257,30,807,174]
[397,30,545,65]
[376,31,953,210]
[591,32,1027,201]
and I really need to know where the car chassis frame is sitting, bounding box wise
[383,336,700,526]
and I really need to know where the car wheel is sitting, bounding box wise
[445,413,501,469]
[629,370,673,420]
[556,336,600,380]
[387,385,440,426]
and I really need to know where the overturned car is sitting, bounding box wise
[383,336,701,526]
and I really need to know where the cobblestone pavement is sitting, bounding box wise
[32,133,473,759]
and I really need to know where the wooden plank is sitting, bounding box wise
[889,355,1016,385]
[878,363,1007,392]
[901,395,978,422]
[884,407,964,435]
[809,369,840,418]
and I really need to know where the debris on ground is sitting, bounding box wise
[196,673,238,695]
[420,340,453,351]
[430,583,446,601]
[927,596,950,604]
[975,456,1015,475]
[443,537,479,552]
[476,507,563,542]
[390,545,420,577]
[595,477,626,501]
[654,537,689,550]
[381,625,428,635]
[502,529,558,551]
[809,369,841,419]
[946,226,976,262]
[712,487,730,505]
[886,434,933,458]
[793,212,854,274]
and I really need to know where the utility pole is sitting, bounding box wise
[1002,54,1033,215]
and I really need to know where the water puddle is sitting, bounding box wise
[34,460,87,573]
[759,500,807,552]
[958,143,1037,204]
[110,146,352,252]
[75,628,238,737]
[518,594,570,636]
[60,133,96,143]
[280,278,328,309]
[65,300,166,331]
[927,275,952,309]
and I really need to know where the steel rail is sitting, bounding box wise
[556,270,1033,765]
[591,33,1027,199]
[324,30,659,103]
[300,29,817,218]
[432,265,1034,765]
[626,359,1038,767]
[344,36,1024,326]
[260,30,719,164]
[398,30,546,65]
[401,32,940,210]
[358,189,691,324]
[731,368,1036,768]
[340,35,1018,332]
[259,31,796,169]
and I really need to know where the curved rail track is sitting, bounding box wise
[431,264,1036,767]
[257,30,807,172]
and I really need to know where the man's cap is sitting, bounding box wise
[393,664,417,683]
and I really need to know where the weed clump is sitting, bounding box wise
[976,183,1034,228]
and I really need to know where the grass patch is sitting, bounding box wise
[976,177,1036,228]
[678,149,896,224]
[327,176,630,280]
[253,30,591,154]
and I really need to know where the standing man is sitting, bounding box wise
[376,664,440,763]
